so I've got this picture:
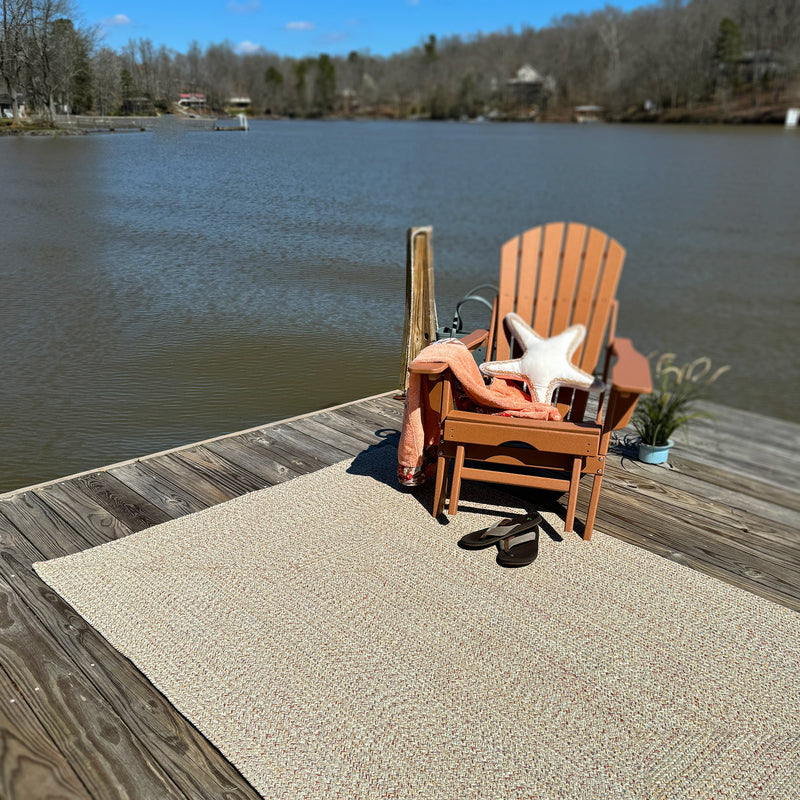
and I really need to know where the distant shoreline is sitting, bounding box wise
[2,101,793,137]
[0,125,86,137]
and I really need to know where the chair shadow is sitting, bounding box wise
[346,432,451,520]
[344,429,401,489]
[346,435,575,541]
[459,486,568,543]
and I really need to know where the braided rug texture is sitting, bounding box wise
[35,443,800,799]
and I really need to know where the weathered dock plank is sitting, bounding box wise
[251,426,346,472]
[305,409,391,448]
[694,400,800,449]
[0,664,90,800]
[604,461,799,560]
[72,471,174,532]
[203,436,301,487]
[167,445,269,496]
[620,451,800,525]
[33,482,134,547]
[142,452,244,508]
[0,391,796,800]
[0,506,261,800]
[107,461,209,518]
[672,437,800,494]
[0,491,91,558]
[233,430,324,476]
[329,398,405,437]
[285,416,375,457]
[0,540,187,799]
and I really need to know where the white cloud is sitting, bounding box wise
[285,21,315,31]
[235,40,264,54]
[227,1,261,13]
[102,13,132,27]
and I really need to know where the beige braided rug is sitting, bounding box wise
[35,443,800,799]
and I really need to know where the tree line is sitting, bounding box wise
[2,0,799,125]
[1,0,91,123]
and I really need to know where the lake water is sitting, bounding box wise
[1,120,798,493]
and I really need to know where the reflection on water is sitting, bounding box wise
[1,121,798,492]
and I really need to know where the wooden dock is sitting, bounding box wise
[0,392,797,799]
[54,115,231,133]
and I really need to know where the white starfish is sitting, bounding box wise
[480,313,605,404]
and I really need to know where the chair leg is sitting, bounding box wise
[432,454,448,517]
[564,457,582,533]
[448,445,466,515]
[583,472,604,542]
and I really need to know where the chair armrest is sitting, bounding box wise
[409,361,449,375]
[602,338,652,434]
[459,328,489,350]
[610,338,652,396]
[408,329,488,375]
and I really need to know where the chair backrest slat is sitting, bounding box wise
[514,226,542,325]
[571,227,608,330]
[492,222,625,379]
[491,236,524,361]
[550,223,587,335]
[580,238,624,372]
[531,222,563,335]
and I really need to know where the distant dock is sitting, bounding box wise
[215,113,249,131]
[54,114,247,133]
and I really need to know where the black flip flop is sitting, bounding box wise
[496,527,540,568]
[459,512,543,550]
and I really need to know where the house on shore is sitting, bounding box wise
[227,96,252,111]
[502,65,556,119]
[574,105,604,123]
[508,65,546,105]
[178,93,206,110]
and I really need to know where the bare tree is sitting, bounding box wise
[91,45,120,114]
[263,63,284,114]
[0,0,28,124]
[26,0,86,122]
[595,6,626,105]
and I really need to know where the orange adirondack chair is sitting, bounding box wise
[410,222,652,539]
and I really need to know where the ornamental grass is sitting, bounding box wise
[632,354,730,447]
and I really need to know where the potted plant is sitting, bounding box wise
[632,353,730,464]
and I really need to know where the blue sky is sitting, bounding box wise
[79,1,651,58]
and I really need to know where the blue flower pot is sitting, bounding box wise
[638,439,674,464]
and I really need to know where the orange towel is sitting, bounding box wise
[398,340,561,484]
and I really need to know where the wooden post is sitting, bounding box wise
[398,226,438,392]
